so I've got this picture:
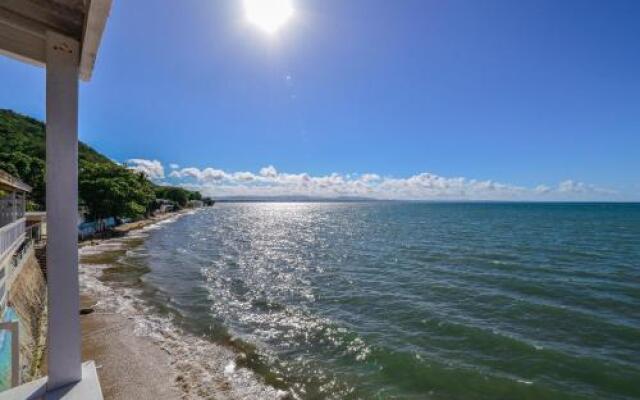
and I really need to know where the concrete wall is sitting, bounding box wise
[7,252,47,383]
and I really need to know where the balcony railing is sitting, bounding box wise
[0,219,25,262]
[0,196,25,228]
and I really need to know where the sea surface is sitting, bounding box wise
[80,202,640,399]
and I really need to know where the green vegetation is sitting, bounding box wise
[79,163,155,219]
[0,109,209,220]
[154,186,192,208]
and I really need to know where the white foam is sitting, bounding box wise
[79,221,289,399]
[224,361,236,376]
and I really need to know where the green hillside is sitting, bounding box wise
[0,109,204,219]
[1,109,113,207]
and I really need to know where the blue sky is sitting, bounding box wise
[1,0,639,200]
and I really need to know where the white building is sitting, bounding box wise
[0,170,32,311]
[187,200,204,209]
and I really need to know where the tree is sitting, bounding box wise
[79,162,155,219]
[1,109,111,210]
[154,186,190,208]
[188,191,202,201]
[1,109,205,218]
[0,151,45,207]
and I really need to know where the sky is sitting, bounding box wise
[1,0,639,200]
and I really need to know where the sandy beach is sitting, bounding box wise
[78,210,286,400]
[80,295,183,400]
[79,212,189,399]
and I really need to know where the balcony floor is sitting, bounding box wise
[0,361,102,400]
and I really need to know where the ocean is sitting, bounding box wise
[80,202,640,399]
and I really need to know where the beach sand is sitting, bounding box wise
[80,295,183,400]
[77,209,287,400]
[79,212,187,399]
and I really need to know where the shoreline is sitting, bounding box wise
[80,294,183,400]
[78,209,195,246]
[80,210,192,399]
[111,209,194,235]
[78,209,287,400]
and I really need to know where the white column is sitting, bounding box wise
[45,31,81,391]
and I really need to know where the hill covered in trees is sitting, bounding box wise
[0,109,207,220]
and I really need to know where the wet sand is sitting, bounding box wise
[79,211,191,399]
[80,294,183,400]
[111,210,191,235]
[78,208,285,400]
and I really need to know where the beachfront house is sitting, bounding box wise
[0,170,43,391]
[187,199,204,209]
[154,198,176,215]
[0,1,112,398]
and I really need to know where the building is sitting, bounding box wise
[0,1,113,398]
[0,170,32,312]
[154,198,176,215]
[0,171,47,392]
[187,199,204,209]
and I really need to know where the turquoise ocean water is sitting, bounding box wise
[90,202,640,399]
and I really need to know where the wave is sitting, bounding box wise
[79,224,289,399]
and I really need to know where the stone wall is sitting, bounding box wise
[7,251,47,383]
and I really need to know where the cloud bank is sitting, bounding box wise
[126,159,165,180]
[128,159,620,201]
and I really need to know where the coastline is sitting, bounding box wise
[80,211,191,399]
[78,209,288,400]
[70,203,640,400]
[110,209,193,235]
[80,294,183,400]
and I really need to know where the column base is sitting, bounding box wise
[0,361,103,400]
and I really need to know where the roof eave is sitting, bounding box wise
[0,169,32,193]
[79,0,111,81]
[0,0,112,82]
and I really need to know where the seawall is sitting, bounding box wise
[7,249,47,383]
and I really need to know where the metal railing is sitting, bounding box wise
[7,240,33,278]
[0,220,25,263]
[0,196,25,229]
[0,238,32,391]
[0,238,33,312]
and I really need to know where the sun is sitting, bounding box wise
[243,0,294,34]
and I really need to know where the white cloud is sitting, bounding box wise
[360,173,381,183]
[170,167,198,179]
[234,172,256,181]
[201,168,228,182]
[557,180,597,193]
[534,184,551,194]
[126,159,165,180]
[259,165,278,178]
[169,167,228,182]
[169,163,180,169]
[165,164,619,201]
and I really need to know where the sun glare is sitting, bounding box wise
[243,0,294,34]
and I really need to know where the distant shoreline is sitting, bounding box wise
[214,198,640,204]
